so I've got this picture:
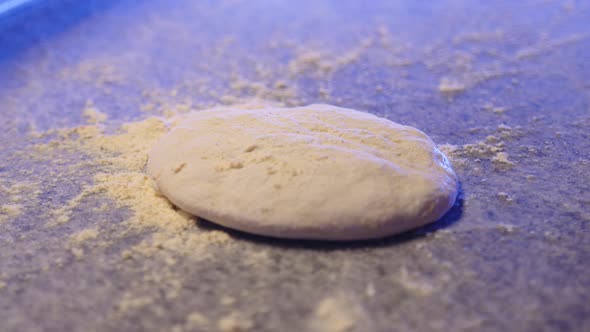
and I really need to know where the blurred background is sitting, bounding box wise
[0,1,589,331]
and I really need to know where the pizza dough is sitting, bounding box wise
[147,104,458,240]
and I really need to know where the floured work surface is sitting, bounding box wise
[1,1,589,331]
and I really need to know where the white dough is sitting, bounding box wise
[147,104,458,240]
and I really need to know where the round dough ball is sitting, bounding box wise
[147,104,458,240]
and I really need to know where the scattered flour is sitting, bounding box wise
[395,266,440,296]
[0,180,40,223]
[217,311,253,332]
[70,228,99,244]
[492,152,514,166]
[438,78,467,94]
[0,204,22,222]
[308,295,372,332]
[516,33,590,59]
[82,101,108,124]
[31,105,236,260]
[440,124,523,170]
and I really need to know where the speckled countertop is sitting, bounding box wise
[0,1,589,331]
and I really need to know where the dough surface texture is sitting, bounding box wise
[147,104,458,240]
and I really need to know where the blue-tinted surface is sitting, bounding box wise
[0,1,589,331]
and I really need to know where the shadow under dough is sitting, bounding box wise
[194,182,465,251]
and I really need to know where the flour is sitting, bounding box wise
[70,228,99,244]
[82,101,108,124]
[308,295,372,332]
[217,312,253,332]
[0,204,22,223]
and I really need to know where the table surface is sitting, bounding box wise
[1,1,589,331]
